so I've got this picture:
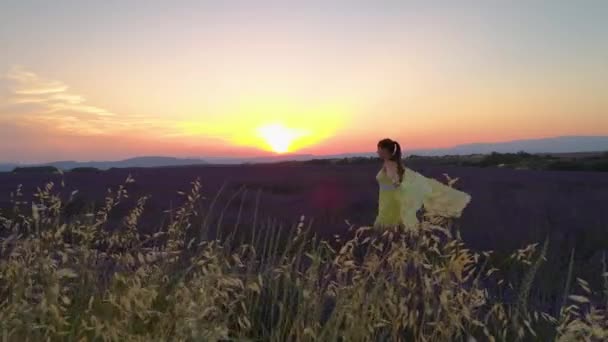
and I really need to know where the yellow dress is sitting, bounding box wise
[374,168,402,227]
[374,167,471,229]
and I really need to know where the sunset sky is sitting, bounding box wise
[1,1,607,163]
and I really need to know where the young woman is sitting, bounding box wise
[374,138,471,229]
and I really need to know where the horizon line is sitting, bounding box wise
[2,134,608,165]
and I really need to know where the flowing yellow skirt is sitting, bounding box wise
[400,168,471,229]
[374,168,471,229]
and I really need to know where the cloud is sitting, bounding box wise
[7,67,68,95]
[0,66,176,137]
[0,66,271,162]
[4,66,116,119]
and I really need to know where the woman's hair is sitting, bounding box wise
[378,138,405,183]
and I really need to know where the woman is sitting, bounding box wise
[374,138,471,229]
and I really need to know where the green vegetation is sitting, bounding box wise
[12,166,61,174]
[0,177,607,341]
[70,167,101,173]
[445,151,549,170]
[471,152,608,172]
[296,152,608,172]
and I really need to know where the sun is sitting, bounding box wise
[256,123,306,154]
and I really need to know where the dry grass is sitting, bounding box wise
[1,175,607,341]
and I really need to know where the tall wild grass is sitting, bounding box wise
[0,175,607,341]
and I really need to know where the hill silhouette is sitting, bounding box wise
[1,135,607,172]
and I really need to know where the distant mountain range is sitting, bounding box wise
[413,136,608,156]
[1,136,607,172]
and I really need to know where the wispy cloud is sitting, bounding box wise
[0,66,281,162]
[5,66,115,120]
[7,67,69,95]
[1,66,174,137]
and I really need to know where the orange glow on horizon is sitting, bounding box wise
[171,97,352,155]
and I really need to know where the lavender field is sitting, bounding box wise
[1,162,607,254]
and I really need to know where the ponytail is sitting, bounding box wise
[378,138,406,183]
[390,141,405,183]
